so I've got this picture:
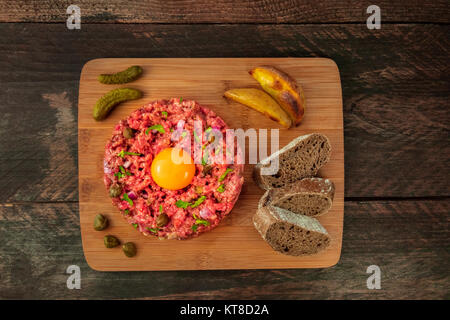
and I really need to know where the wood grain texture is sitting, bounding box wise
[1,200,448,299]
[0,0,449,23]
[0,23,448,202]
[78,58,344,270]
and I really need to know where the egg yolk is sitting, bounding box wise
[151,147,195,190]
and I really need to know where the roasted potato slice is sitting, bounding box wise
[249,66,305,126]
[224,88,292,128]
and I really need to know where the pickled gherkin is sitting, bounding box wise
[93,88,142,121]
[98,66,143,84]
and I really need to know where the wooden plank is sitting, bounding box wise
[78,58,344,270]
[0,0,449,23]
[0,24,448,202]
[1,200,448,298]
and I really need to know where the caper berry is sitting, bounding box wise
[202,164,213,176]
[104,235,120,248]
[123,127,135,139]
[156,213,170,227]
[109,184,122,197]
[122,242,137,257]
[93,214,108,231]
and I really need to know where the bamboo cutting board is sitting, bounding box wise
[78,58,344,271]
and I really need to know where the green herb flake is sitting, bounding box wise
[118,150,142,158]
[193,130,200,143]
[147,227,159,234]
[181,131,187,138]
[161,111,168,118]
[122,193,133,207]
[132,223,138,229]
[191,224,198,232]
[175,200,191,209]
[179,97,183,103]
[218,168,233,182]
[124,209,130,215]
[190,195,206,209]
[205,127,212,133]
[146,124,165,135]
[217,184,225,193]
[159,204,163,213]
[201,152,208,166]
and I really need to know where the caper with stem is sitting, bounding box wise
[104,235,120,248]
[122,242,137,257]
[93,214,108,231]
[156,213,170,227]
[109,184,122,197]
[123,127,135,139]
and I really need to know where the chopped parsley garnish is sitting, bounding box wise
[122,193,133,207]
[115,166,132,179]
[205,127,212,133]
[217,184,225,193]
[161,111,168,118]
[124,209,130,215]
[191,213,210,232]
[193,130,200,143]
[175,200,191,209]
[181,131,187,138]
[159,204,163,213]
[176,195,207,209]
[147,227,159,234]
[190,195,206,208]
[218,168,233,182]
[132,223,138,229]
[201,152,208,166]
[118,150,142,158]
[179,97,183,103]
[146,124,165,135]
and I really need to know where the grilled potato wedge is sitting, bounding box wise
[249,66,305,126]
[224,88,292,128]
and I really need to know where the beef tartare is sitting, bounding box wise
[103,98,244,239]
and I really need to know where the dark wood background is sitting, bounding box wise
[0,1,448,299]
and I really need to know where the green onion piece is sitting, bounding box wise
[195,219,209,226]
[181,131,187,138]
[205,127,212,133]
[161,111,168,118]
[118,150,142,157]
[147,227,159,234]
[159,204,163,212]
[122,193,133,207]
[217,184,225,193]
[190,195,206,208]
[119,165,126,173]
[201,152,208,166]
[193,130,200,143]
[191,224,198,232]
[179,97,183,103]
[124,209,130,215]
[132,223,138,229]
[175,200,191,209]
[146,124,165,135]
[218,168,233,182]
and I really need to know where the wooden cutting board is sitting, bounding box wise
[78,58,344,271]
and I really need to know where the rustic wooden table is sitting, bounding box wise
[0,1,448,299]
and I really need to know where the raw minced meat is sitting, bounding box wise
[103,98,244,239]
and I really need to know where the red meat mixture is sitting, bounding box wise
[103,98,244,239]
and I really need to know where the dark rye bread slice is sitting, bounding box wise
[259,178,335,217]
[253,133,331,190]
[253,206,331,256]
